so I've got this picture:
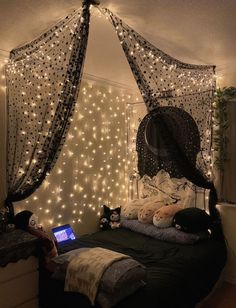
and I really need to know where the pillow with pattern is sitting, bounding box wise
[139,169,208,209]
[121,196,160,220]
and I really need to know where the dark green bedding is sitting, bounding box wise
[39,228,226,308]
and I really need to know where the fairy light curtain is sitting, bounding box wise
[5,1,91,218]
[102,9,222,238]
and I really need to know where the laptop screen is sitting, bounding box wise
[52,224,76,244]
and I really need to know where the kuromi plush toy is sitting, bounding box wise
[99,205,121,230]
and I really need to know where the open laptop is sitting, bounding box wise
[52,224,77,247]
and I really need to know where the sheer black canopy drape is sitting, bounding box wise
[5,1,93,218]
[102,8,222,238]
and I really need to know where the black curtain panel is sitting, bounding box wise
[102,9,222,239]
[103,8,215,177]
[5,1,92,218]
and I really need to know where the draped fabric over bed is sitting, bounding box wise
[5,0,221,238]
[5,1,91,218]
[102,9,222,239]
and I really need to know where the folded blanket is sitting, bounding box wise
[121,220,209,244]
[52,249,146,307]
[64,247,130,305]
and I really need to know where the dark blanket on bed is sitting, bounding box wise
[39,228,226,308]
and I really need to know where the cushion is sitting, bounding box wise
[121,220,209,244]
[121,196,160,220]
[173,208,213,233]
[138,201,164,224]
[153,204,183,228]
[139,169,209,208]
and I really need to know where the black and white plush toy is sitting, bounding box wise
[173,208,212,233]
[99,205,121,230]
[14,210,38,230]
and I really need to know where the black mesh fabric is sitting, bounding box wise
[137,107,200,178]
[102,8,222,239]
[102,8,215,176]
[5,1,92,218]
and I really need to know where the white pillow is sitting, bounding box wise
[138,169,208,209]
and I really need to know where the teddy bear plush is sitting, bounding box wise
[99,205,121,230]
[138,200,164,224]
[153,204,183,228]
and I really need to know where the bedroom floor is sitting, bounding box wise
[200,282,236,308]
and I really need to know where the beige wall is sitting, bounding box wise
[218,204,236,285]
[222,100,236,203]
[0,57,7,208]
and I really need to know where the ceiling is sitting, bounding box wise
[0,0,235,88]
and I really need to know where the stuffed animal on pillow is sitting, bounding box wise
[173,207,212,233]
[153,204,183,228]
[14,210,58,271]
[138,201,164,224]
[121,196,160,220]
[99,205,121,230]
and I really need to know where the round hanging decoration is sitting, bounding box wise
[137,106,200,178]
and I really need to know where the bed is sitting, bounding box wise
[39,106,226,308]
[39,227,226,308]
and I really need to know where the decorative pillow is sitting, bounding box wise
[173,208,213,233]
[140,170,183,204]
[121,196,159,220]
[153,204,183,228]
[121,220,209,244]
[139,169,208,209]
[138,201,164,224]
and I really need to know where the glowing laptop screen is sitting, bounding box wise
[52,224,76,244]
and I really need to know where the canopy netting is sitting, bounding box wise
[5,2,222,238]
[5,2,91,217]
[101,8,221,238]
[102,8,216,178]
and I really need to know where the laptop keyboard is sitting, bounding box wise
[57,239,89,254]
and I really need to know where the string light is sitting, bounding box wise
[15,80,138,231]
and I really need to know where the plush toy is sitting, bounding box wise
[14,210,58,271]
[14,210,39,230]
[99,205,121,230]
[138,200,164,224]
[153,204,183,228]
[99,216,110,230]
[173,207,212,233]
[121,196,159,220]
